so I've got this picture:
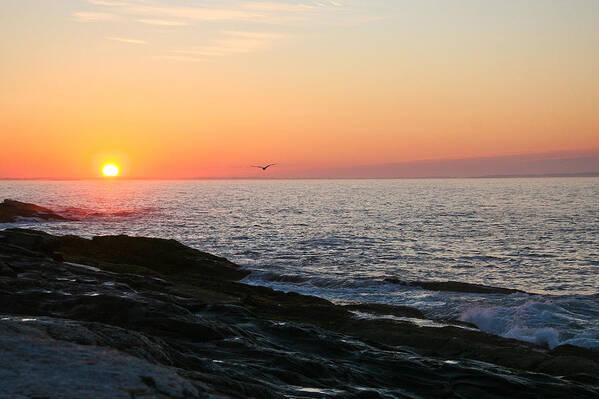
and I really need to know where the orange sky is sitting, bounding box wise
[1,1,598,178]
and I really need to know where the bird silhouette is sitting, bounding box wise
[251,163,277,171]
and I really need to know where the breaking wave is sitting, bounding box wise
[245,271,599,350]
[460,297,599,349]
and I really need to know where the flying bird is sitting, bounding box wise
[252,163,277,171]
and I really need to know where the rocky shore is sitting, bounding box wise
[0,199,75,223]
[0,226,598,399]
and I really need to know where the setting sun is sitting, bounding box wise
[102,164,119,177]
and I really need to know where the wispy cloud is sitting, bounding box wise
[243,2,318,11]
[158,55,205,62]
[222,30,286,40]
[137,19,188,26]
[243,1,342,11]
[170,30,286,58]
[82,0,347,23]
[121,5,262,21]
[75,0,366,58]
[107,36,147,44]
[88,0,129,6]
[73,12,117,22]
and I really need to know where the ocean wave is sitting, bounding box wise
[248,271,532,295]
[460,299,599,350]
[244,270,599,350]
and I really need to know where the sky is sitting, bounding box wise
[1,0,598,179]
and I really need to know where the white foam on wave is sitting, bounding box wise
[243,271,599,350]
[351,311,478,330]
[460,299,599,349]
[505,327,560,349]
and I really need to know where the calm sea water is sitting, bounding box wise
[1,178,598,349]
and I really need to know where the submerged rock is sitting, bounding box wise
[385,277,527,295]
[0,228,597,398]
[0,199,74,223]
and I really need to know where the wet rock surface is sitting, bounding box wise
[0,199,75,223]
[0,228,597,398]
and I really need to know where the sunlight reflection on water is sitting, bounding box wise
[1,178,598,295]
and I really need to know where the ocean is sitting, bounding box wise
[1,178,598,350]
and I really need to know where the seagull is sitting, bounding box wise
[252,163,277,171]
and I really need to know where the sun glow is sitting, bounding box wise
[102,164,120,177]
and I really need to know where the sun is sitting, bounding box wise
[102,164,120,177]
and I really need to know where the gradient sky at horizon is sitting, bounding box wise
[1,0,598,178]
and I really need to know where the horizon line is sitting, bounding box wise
[1,172,599,181]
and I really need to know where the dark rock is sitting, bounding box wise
[385,278,527,295]
[0,228,597,398]
[0,259,17,277]
[60,232,249,280]
[0,199,75,223]
[2,228,249,281]
[0,228,59,254]
[0,319,203,399]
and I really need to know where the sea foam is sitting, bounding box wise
[460,299,599,349]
